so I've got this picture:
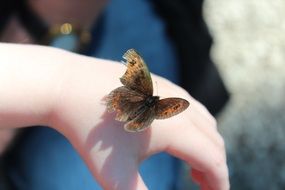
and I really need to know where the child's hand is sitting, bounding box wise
[0,44,229,190]
[52,55,229,190]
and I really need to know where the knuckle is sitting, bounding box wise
[217,134,226,149]
[209,153,230,190]
[179,87,191,97]
[212,153,226,170]
[211,116,217,127]
[225,181,231,190]
[209,117,218,131]
[216,156,225,168]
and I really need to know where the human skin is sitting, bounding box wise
[0,0,107,153]
[0,43,229,190]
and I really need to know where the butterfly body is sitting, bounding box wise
[126,95,159,121]
[106,49,189,132]
[145,96,160,108]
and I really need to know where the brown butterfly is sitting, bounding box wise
[106,49,189,132]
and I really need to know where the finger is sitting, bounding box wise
[86,157,147,190]
[192,169,216,190]
[165,122,229,190]
[100,172,148,190]
[201,179,213,190]
[136,174,149,190]
[191,168,204,185]
[104,171,148,190]
[160,84,224,147]
[81,144,148,190]
[188,101,225,150]
[187,103,225,149]
[161,80,216,128]
[191,169,212,190]
[188,98,217,128]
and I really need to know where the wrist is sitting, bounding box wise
[47,53,125,148]
[0,43,70,128]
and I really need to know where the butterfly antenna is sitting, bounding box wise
[155,81,158,96]
[121,60,127,66]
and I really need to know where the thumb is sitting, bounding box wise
[80,147,148,190]
[87,154,148,190]
[97,171,148,190]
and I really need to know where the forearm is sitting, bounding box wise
[0,43,67,128]
[0,43,122,130]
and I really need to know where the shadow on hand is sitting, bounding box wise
[85,110,151,189]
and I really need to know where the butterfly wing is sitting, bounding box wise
[120,49,153,96]
[124,107,156,132]
[106,86,146,122]
[155,98,189,119]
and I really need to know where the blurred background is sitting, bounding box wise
[1,0,284,189]
[200,0,285,189]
